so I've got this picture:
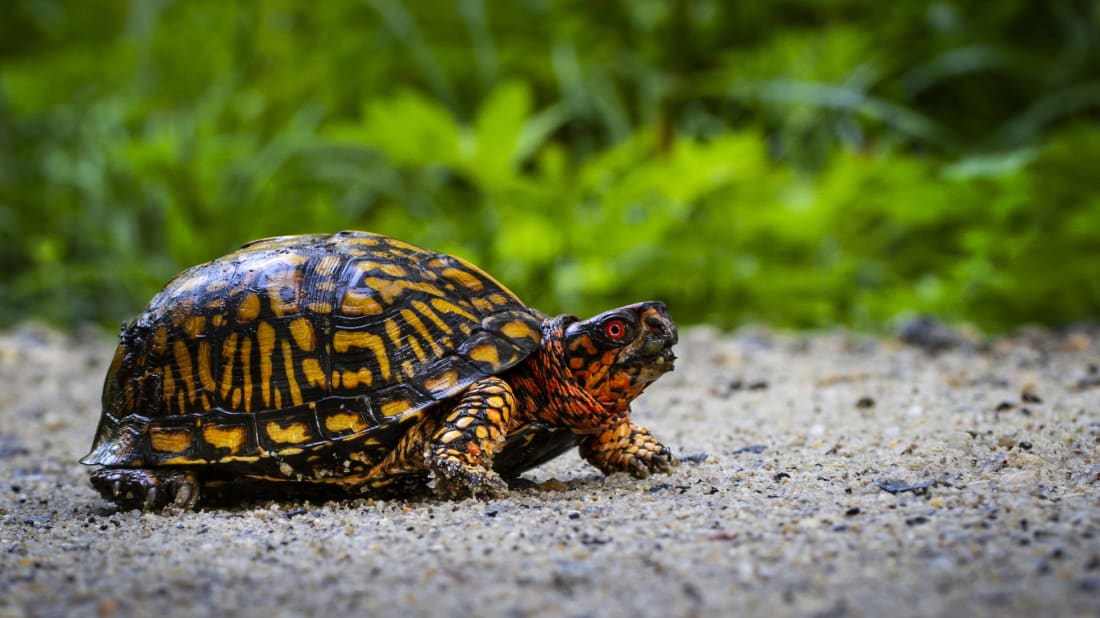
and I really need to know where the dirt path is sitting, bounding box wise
[1,324,1098,617]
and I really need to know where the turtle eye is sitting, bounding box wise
[603,318,631,342]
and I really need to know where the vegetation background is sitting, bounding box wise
[2,0,1098,332]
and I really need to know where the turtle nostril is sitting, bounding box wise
[644,314,676,345]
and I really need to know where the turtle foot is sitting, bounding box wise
[90,468,201,511]
[431,460,509,500]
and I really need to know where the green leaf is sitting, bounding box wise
[469,81,533,188]
[329,91,463,167]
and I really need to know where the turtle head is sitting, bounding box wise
[561,301,678,414]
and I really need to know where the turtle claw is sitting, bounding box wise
[432,460,509,500]
[90,468,201,511]
[627,458,653,479]
[173,482,198,510]
[144,485,159,511]
[621,444,675,478]
[581,422,677,479]
[636,442,677,476]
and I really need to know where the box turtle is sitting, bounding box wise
[82,231,678,510]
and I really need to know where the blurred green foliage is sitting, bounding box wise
[1,0,1098,332]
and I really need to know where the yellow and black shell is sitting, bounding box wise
[81,231,543,480]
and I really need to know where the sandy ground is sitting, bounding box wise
[1,323,1098,618]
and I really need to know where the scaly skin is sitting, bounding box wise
[580,422,675,478]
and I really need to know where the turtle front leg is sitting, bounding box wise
[369,376,515,499]
[580,420,676,478]
[89,468,201,511]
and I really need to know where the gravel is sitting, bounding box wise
[1,324,1098,617]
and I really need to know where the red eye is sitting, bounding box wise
[605,320,627,340]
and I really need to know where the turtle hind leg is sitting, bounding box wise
[90,468,201,511]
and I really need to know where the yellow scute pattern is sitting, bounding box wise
[324,412,368,434]
[150,428,192,453]
[265,421,312,445]
[203,425,246,454]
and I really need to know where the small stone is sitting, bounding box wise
[1076,577,1100,592]
[731,445,767,455]
[875,478,936,495]
[898,315,961,351]
[1063,332,1091,352]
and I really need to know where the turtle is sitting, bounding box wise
[82,231,678,510]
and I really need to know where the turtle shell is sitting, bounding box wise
[82,231,543,478]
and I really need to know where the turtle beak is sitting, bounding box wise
[636,303,678,371]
